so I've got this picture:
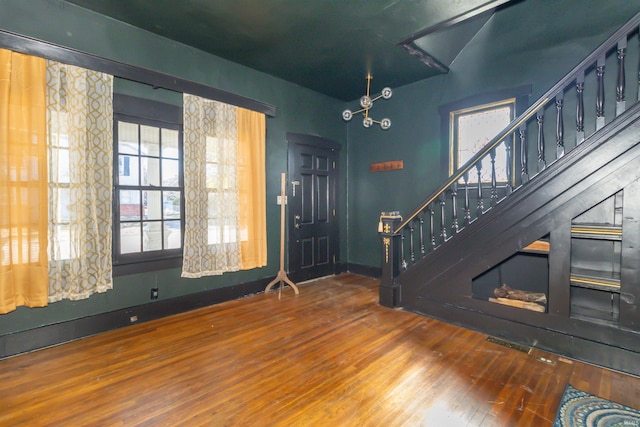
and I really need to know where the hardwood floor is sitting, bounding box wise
[1,273,639,426]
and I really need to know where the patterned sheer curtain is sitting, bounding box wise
[182,94,241,277]
[46,60,113,301]
[0,49,49,314]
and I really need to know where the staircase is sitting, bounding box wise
[379,12,640,376]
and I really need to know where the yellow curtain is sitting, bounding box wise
[237,108,266,269]
[0,49,49,314]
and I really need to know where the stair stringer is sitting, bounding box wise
[395,102,640,375]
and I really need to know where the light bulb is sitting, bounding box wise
[381,87,392,99]
[363,117,373,128]
[380,118,391,130]
[342,109,353,121]
[360,95,372,109]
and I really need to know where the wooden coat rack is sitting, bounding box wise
[265,172,299,297]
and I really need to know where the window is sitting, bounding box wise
[112,94,266,277]
[205,134,237,245]
[113,96,183,267]
[441,86,531,186]
[450,99,514,184]
[181,95,267,277]
[49,123,72,261]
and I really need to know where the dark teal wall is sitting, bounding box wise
[346,0,640,268]
[2,0,639,336]
[0,0,346,335]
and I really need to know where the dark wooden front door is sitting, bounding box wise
[287,133,339,282]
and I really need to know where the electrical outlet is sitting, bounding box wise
[151,288,159,300]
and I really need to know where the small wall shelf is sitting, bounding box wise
[521,239,550,254]
[570,267,621,292]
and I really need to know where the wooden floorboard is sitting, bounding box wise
[1,273,639,426]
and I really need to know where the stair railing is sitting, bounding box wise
[379,12,640,306]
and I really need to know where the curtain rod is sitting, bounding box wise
[0,30,277,117]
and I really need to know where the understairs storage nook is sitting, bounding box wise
[379,13,640,376]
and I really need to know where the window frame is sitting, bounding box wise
[112,94,184,276]
[439,85,531,188]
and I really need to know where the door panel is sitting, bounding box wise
[288,137,338,282]
[301,172,314,224]
[317,175,329,222]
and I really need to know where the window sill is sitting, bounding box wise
[113,256,182,277]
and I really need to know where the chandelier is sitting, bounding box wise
[342,74,392,130]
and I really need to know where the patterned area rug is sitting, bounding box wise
[553,384,640,426]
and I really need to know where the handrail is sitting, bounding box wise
[396,11,640,232]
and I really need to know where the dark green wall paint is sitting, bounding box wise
[1,0,640,336]
[0,0,345,335]
[346,0,640,268]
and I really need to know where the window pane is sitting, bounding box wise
[164,221,181,249]
[0,228,44,264]
[206,163,218,189]
[208,219,220,245]
[458,106,511,166]
[51,147,69,184]
[163,191,181,219]
[119,155,139,185]
[49,112,69,148]
[207,192,217,219]
[119,190,141,220]
[141,125,160,157]
[162,159,179,187]
[144,190,162,220]
[53,188,70,224]
[162,128,179,159]
[142,157,160,186]
[468,145,508,183]
[22,228,40,262]
[25,188,40,223]
[120,223,141,254]
[1,228,8,266]
[143,221,163,252]
[456,104,512,183]
[223,225,236,243]
[53,224,71,260]
[118,122,139,154]
[206,136,218,163]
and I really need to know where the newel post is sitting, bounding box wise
[378,211,403,308]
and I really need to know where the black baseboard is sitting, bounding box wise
[0,277,270,359]
[335,262,349,275]
[1,267,381,360]
[405,299,640,377]
[345,263,380,278]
